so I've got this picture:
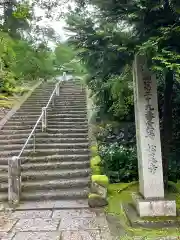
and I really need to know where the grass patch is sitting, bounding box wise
[105,182,180,239]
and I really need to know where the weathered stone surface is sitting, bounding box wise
[11,210,52,219]
[52,209,96,219]
[132,193,176,217]
[0,232,15,240]
[88,197,108,208]
[8,156,21,205]
[100,229,114,240]
[133,55,164,199]
[53,200,89,209]
[95,216,109,229]
[17,200,88,210]
[59,217,98,231]
[13,218,59,232]
[91,182,107,198]
[123,203,179,228]
[17,201,55,210]
[61,230,101,240]
[0,218,17,232]
[13,232,60,240]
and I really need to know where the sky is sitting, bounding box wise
[34,1,76,43]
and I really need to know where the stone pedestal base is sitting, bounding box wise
[132,193,176,217]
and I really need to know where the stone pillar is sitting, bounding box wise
[132,54,176,216]
[63,72,66,81]
[8,156,21,205]
[42,107,47,132]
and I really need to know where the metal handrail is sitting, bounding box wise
[16,113,43,160]
[8,73,66,205]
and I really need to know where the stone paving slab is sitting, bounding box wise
[16,201,55,210]
[13,218,60,232]
[61,230,102,240]
[0,218,17,232]
[12,231,61,240]
[11,210,52,219]
[59,217,98,231]
[0,208,113,239]
[52,209,96,219]
[0,232,15,240]
[100,229,114,240]
[17,200,88,210]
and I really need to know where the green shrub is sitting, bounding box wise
[99,143,138,183]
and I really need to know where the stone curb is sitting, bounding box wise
[0,80,42,130]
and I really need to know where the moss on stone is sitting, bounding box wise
[88,193,102,199]
[90,145,98,157]
[105,182,180,239]
[90,156,101,175]
[91,175,109,187]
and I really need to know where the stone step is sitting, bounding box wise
[47,121,88,126]
[46,124,88,130]
[0,177,90,195]
[0,192,7,202]
[50,108,87,112]
[47,117,87,122]
[56,98,86,102]
[21,188,89,201]
[22,168,90,181]
[2,124,40,131]
[48,110,87,114]
[22,161,90,171]
[0,143,89,151]
[0,137,88,145]
[0,148,90,157]
[24,100,53,104]
[56,102,87,106]
[12,112,44,117]
[49,113,87,118]
[0,168,90,183]
[0,154,90,165]
[0,132,88,140]
[16,109,43,113]
[0,172,8,182]
[5,120,39,125]
[22,178,90,191]
[0,177,90,193]
[47,128,88,134]
[9,115,44,121]
[23,97,53,101]
[56,100,87,107]
[0,129,37,135]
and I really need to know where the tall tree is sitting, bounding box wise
[67,0,180,186]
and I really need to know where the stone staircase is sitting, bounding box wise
[0,79,90,203]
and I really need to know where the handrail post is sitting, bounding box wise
[8,156,21,205]
[63,72,66,81]
[42,107,47,132]
[55,83,60,96]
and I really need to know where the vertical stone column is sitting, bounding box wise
[8,156,21,205]
[133,54,176,216]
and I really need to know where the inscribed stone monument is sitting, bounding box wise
[132,54,176,217]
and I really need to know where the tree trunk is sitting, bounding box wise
[161,70,174,189]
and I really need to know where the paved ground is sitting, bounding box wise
[0,208,113,240]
